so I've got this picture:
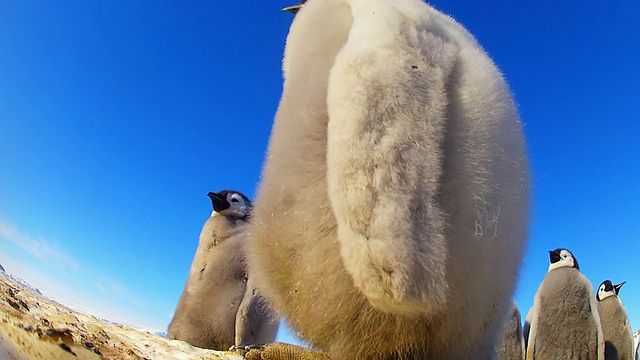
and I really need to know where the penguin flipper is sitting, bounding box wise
[588,281,605,360]
[524,298,540,359]
[523,305,534,350]
[325,2,458,316]
[235,277,279,347]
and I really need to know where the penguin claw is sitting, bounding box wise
[230,343,268,357]
[230,343,267,350]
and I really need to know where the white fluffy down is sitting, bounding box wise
[249,0,530,357]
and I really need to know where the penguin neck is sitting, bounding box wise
[205,213,250,242]
[547,261,574,273]
[598,291,616,301]
[211,209,250,220]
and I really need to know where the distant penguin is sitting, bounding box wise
[246,0,530,358]
[525,248,604,359]
[597,280,634,360]
[497,301,525,360]
[169,190,278,350]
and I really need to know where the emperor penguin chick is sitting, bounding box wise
[526,248,604,359]
[248,0,530,358]
[497,301,525,360]
[169,190,278,350]
[597,280,634,360]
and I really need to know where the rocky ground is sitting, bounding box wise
[0,273,244,360]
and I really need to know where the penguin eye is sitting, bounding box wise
[231,198,239,203]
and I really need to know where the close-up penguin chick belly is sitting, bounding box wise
[248,0,530,358]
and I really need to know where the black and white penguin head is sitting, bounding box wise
[597,280,615,301]
[207,190,252,219]
[547,248,579,272]
[596,280,626,301]
[282,0,307,14]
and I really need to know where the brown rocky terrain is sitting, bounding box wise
[0,273,243,360]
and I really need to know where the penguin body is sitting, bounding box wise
[169,191,278,350]
[597,280,634,360]
[248,0,530,358]
[497,301,525,360]
[526,249,604,359]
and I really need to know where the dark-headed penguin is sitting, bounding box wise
[597,280,634,360]
[525,248,604,359]
[169,190,278,350]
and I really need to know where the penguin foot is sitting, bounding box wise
[230,343,267,356]
[240,342,332,360]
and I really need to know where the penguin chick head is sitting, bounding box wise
[282,0,306,14]
[597,280,617,301]
[547,248,579,272]
[207,190,252,219]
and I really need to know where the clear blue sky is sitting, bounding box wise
[1,0,639,346]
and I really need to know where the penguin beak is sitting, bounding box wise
[208,192,230,212]
[614,281,626,295]
[548,250,561,264]
[282,0,306,14]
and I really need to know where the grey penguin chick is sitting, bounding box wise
[247,0,530,358]
[525,248,604,359]
[497,301,525,360]
[597,280,634,360]
[169,190,278,350]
